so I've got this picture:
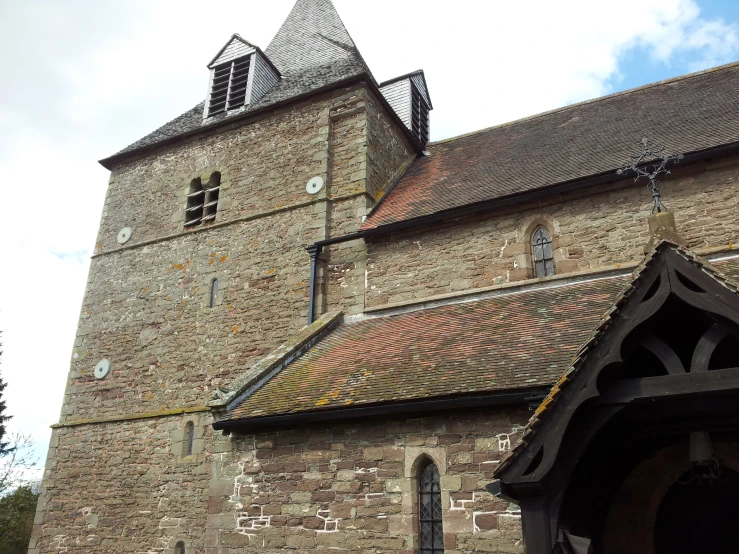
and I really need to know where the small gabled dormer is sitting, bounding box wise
[380,70,433,145]
[204,34,280,119]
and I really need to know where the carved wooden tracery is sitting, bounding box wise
[495,245,739,553]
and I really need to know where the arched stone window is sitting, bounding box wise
[532,226,554,278]
[185,422,195,457]
[174,541,185,554]
[419,460,444,554]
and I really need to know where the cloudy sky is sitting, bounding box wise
[0,0,738,472]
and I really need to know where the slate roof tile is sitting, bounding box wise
[362,62,739,230]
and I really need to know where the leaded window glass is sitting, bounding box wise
[419,461,444,554]
[532,226,554,278]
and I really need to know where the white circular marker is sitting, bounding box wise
[94,359,111,380]
[306,176,324,195]
[117,227,132,244]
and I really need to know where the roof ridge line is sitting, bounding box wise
[429,59,739,147]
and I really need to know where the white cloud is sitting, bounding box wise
[0,0,737,468]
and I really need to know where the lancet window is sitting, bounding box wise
[532,226,554,278]
[419,461,444,554]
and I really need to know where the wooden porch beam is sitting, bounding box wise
[597,367,739,405]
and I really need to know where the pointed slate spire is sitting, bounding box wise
[265,0,370,76]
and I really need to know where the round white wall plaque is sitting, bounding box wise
[94,359,111,380]
[117,227,132,244]
[306,176,324,195]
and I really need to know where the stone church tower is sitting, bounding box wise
[30,1,739,553]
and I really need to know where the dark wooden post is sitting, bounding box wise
[520,496,553,554]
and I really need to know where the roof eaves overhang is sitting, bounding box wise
[212,386,551,433]
[379,69,433,109]
[207,33,258,68]
[98,72,424,170]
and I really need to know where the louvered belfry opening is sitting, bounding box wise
[185,178,204,227]
[411,82,430,145]
[419,461,444,554]
[208,56,252,116]
[185,172,221,227]
[202,172,221,223]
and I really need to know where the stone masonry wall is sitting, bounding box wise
[30,412,214,554]
[321,89,414,317]
[95,84,372,255]
[65,206,318,422]
[365,159,739,307]
[61,84,404,423]
[207,407,530,554]
[36,83,416,553]
[365,88,415,202]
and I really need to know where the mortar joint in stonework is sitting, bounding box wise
[316,508,340,533]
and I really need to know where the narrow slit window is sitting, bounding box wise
[174,541,186,554]
[532,226,554,278]
[185,422,195,456]
[419,461,444,554]
[208,55,252,116]
[210,278,219,308]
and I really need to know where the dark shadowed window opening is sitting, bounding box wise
[202,172,221,224]
[174,541,185,554]
[419,461,444,554]
[185,422,195,456]
[185,178,204,227]
[185,172,221,227]
[210,278,219,308]
[532,226,554,278]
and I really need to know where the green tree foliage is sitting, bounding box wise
[0,485,39,554]
[0,332,10,454]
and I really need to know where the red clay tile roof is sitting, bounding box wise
[227,276,627,420]
[362,62,739,230]
[227,255,739,422]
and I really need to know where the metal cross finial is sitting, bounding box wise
[617,138,684,213]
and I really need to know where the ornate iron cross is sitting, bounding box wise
[617,138,684,213]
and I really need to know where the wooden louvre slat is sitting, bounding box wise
[209,55,253,116]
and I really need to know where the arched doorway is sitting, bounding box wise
[655,467,739,554]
